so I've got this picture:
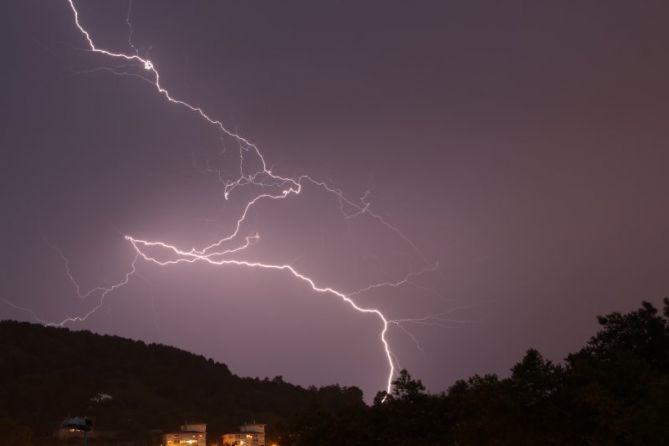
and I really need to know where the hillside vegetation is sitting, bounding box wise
[0,321,362,445]
[2,298,668,445]
[275,299,669,445]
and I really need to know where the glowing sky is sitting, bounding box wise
[2,0,669,400]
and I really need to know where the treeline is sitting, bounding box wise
[0,320,356,445]
[2,299,668,445]
[275,299,669,445]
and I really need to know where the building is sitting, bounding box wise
[56,417,94,441]
[222,423,266,446]
[163,423,207,446]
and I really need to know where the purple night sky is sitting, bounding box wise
[2,0,669,400]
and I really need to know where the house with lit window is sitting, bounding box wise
[222,423,266,446]
[162,423,207,446]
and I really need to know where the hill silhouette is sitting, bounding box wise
[0,321,364,444]
[2,299,668,445]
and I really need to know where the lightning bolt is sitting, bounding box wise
[2,0,451,396]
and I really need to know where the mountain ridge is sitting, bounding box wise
[0,319,365,443]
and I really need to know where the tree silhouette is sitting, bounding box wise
[3,299,669,445]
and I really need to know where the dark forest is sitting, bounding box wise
[2,298,668,445]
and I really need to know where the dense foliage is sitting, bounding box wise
[275,299,669,445]
[0,321,360,445]
[2,298,668,445]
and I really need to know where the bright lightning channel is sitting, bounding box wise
[34,0,442,396]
